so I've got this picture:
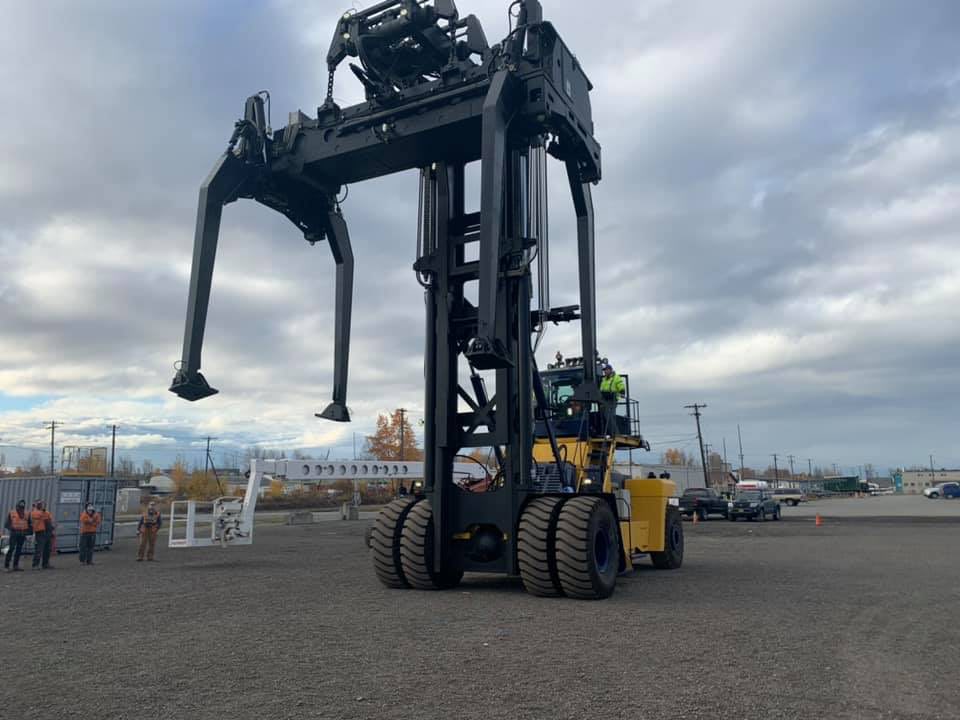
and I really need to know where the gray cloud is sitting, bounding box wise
[1,0,959,473]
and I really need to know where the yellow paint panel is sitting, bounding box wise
[624,478,674,552]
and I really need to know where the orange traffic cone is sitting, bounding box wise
[815,514,822,527]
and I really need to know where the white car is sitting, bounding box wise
[923,482,960,499]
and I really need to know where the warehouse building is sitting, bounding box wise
[900,468,960,495]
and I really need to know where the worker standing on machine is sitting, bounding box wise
[4,500,30,572]
[137,502,162,562]
[30,500,55,570]
[599,363,626,434]
[78,503,101,566]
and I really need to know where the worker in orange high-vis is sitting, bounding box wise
[4,500,30,572]
[137,502,162,562]
[30,500,56,570]
[78,503,101,566]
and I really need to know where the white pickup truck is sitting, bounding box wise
[771,487,805,506]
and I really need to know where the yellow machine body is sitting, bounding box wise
[531,438,675,570]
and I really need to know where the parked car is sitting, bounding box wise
[678,487,728,520]
[923,482,960,499]
[772,487,804,506]
[728,490,781,521]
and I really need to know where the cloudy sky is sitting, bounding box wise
[1,0,958,474]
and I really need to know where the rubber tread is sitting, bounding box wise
[517,496,566,597]
[399,499,463,590]
[554,496,618,600]
[370,497,419,588]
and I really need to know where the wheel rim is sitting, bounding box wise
[669,523,682,551]
[594,528,611,573]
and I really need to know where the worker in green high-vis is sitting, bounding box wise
[599,363,626,435]
[599,363,625,399]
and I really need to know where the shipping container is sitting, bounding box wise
[0,475,118,555]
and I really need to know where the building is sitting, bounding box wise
[612,463,734,494]
[900,469,960,495]
[139,475,176,495]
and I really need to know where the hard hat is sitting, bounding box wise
[603,363,613,371]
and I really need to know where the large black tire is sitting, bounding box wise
[554,497,619,600]
[517,496,566,597]
[651,506,684,570]
[400,499,463,590]
[370,497,418,588]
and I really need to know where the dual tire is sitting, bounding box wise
[518,496,619,600]
[370,497,463,590]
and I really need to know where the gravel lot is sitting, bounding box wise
[2,511,957,720]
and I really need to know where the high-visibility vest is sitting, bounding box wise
[30,509,50,533]
[600,373,625,396]
[7,510,29,533]
[79,511,101,535]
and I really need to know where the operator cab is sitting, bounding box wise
[536,352,648,449]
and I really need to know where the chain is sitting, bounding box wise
[326,69,336,105]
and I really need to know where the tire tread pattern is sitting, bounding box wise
[555,496,618,600]
[370,497,418,588]
[517,496,565,597]
[400,499,463,590]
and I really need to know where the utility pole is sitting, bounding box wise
[397,408,407,461]
[929,454,936,485]
[110,424,117,479]
[787,454,795,480]
[353,432,358,460]
[722,437,728,472]
[684,404,709,488]
[771,453,780,487]
[45,421,57,474]
[704,443,713,486]
[737,424,745,482]
[807,458,813,477]
[205,437,217,479]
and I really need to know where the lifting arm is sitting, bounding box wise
[170,97,355,421]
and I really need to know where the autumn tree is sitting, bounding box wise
[185,469,222,500]
[365,410,423,460]
[170,457,190,497]
[661,448,692,466]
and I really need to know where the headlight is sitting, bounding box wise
[668,497,679,507]
[750,502,759,508]
[727,502,734,509]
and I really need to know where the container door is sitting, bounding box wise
[87,479,118,548]
[56,478,85,553]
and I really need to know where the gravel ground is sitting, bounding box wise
[2,514,957,720]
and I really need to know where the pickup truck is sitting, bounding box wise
[678,488,728,521]
[771,487,805,506]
